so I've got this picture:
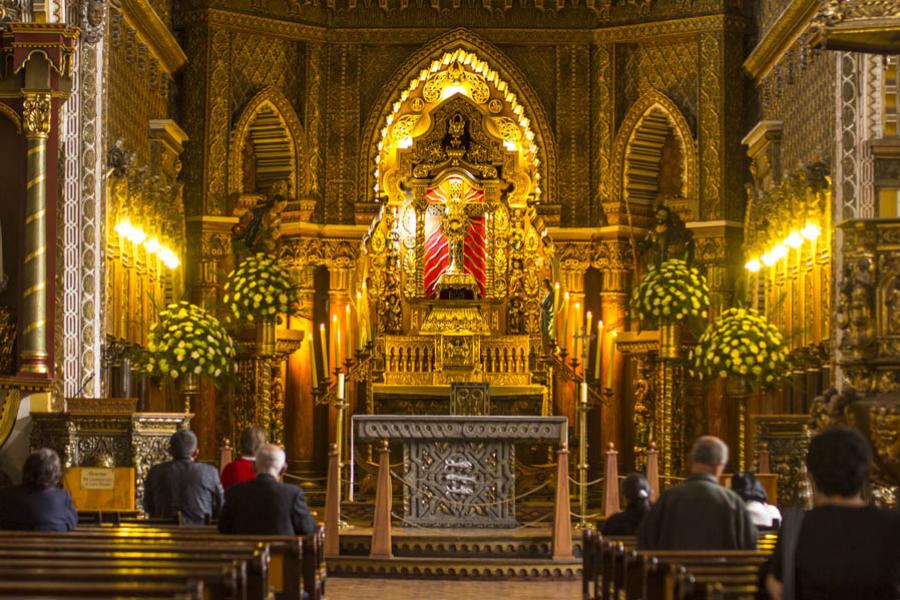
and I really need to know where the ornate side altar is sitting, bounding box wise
[355,415,566,527]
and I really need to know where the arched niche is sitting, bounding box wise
[230,87,304,201]
[359,29,556,219]
[612,90,697,221]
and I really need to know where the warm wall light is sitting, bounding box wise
[396,136,413,149]
[801,222,821,240]
[784,231,804,248]
[116,219,180,269]
[770,244,788,261]
[761,252,777,267]
[745,258,762,272]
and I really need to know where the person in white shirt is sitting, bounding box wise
[731,471,781,528]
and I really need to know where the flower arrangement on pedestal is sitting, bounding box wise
[631,259,711,326]
[143,301,237,382]
[223,253,300,324]
[689,307,789,388]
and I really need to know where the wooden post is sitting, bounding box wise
[757,441,770,474]
[603,442,620,517]
[552,445,574,560]
[218,438,233,473]
[646,442,659,502]
[370,439,393,559]
[323,443,340,558]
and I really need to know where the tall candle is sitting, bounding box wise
[356,291,365,349]
[585,311,592,364]
[560,292,570,350]
[605,331,618,389]
[553,282,560,314]
[580,380,588,405]
[594,320,604,380]
[319,323,329,375]
[309,337,319,389]
[337,372,345,401]
[573,302,582,360]
[345,304,352,356]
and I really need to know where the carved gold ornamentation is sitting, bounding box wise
[22,92,51,137]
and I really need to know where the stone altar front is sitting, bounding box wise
[354,415,566,528]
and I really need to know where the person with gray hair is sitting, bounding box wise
[144,429,224,525]
[637,435,758,550]
[218,444,316,536]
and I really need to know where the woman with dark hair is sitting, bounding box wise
[765,426,900,600]
[0,449,77,531]
[732,472,781,528]
[602,472,652,536]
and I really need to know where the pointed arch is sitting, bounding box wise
[358,28,556,216]
[0,103,21,134]
[229,86,305,199]
[611,90,698,218]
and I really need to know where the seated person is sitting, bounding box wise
[732,471,781,528]
[0,449,77,531]
[221,426,266,490]
[219,444,316,536]
[638,435,757,550]
[602,472,652,536]
[765,426,900,600]
[144,429,223,525]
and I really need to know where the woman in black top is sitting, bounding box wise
[602,472,652,536]
[765,427,900,600]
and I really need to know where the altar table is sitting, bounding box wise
[354,415,567,528]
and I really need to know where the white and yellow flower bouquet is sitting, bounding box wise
[143,301,237,382]
[223,253,300,324]
[631,258,710,326]
[689,307,789,388]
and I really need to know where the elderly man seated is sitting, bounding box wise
[144,429,224,525]
[218,443,316,536]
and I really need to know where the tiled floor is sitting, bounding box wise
[328,577,581,599]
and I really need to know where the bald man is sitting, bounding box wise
[637,436,758,550]
[218,444,316,536]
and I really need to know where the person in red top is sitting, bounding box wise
[221,426,266,490]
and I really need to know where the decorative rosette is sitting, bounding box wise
[689,307,790,388]
[143,301,236,381]
[223,253,300,324]
[631,259,711,326]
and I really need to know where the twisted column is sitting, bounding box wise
[19,92,51,375]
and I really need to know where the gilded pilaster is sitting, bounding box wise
[699,30,724,220]
[20,92,52,376]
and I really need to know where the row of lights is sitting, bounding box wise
[745,222,821,273]
[114,219,181,269]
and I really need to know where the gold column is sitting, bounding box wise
[19,92,52,375]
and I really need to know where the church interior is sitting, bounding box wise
[0,0,897,597]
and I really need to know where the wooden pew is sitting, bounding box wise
[0,540,266,600]
[0,579,204,598]
[0,524,326,600]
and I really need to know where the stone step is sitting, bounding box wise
[327,555,582,579]
[336,526,583,560]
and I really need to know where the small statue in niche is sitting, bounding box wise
[837,257,876,359]
[638,204,695,267]
[231,180,289,254]
[540,278,555,345]
[507,296,525,334]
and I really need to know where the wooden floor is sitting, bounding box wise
[328,577,581,599]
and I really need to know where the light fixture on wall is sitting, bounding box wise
[745,220,822,272]
[114,218,180,270]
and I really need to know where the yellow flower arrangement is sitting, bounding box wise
[143,301,236,382]
[689,307,789,388]
[223,253,300,324]
[631,259,711,326]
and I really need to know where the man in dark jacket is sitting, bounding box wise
[637,436,758,550]
[144,429,223,525]
[219,443,316,536]
[0,449,77,532]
